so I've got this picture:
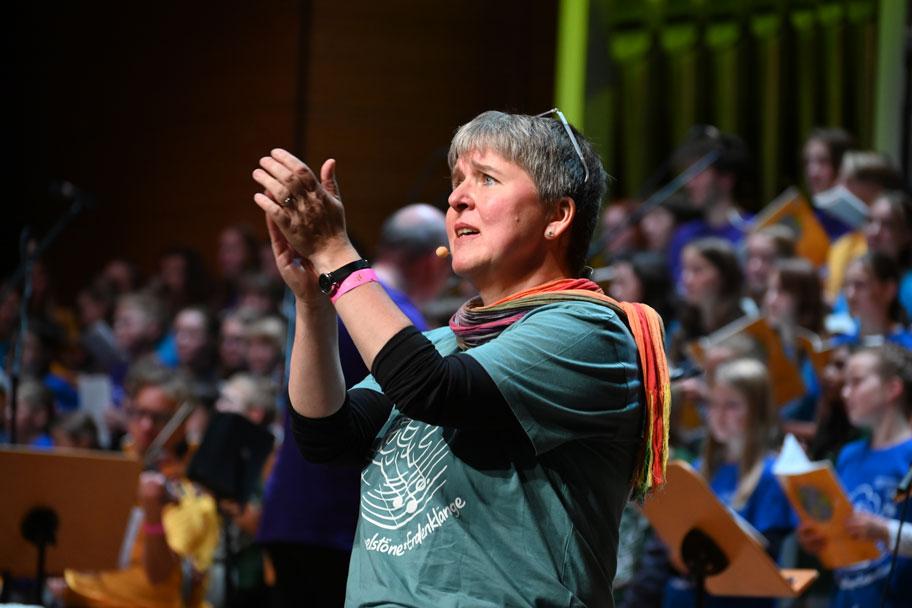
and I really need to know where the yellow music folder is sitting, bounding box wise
[641,460,818,598]
[773,435,880,569]
[752,187,830,267]
[688,315,806,409]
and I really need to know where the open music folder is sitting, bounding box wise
[773,434,880,569]
[641,460,818,598]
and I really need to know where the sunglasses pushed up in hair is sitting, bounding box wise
[535,108,590,183]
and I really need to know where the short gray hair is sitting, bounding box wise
[447,110,609,274]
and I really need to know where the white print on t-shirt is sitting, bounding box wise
[848,475,901,519]
[361,417,450,531]
[362,496,466,557]
[836,474,901,588]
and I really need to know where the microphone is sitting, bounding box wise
[48,179,78,199]
[436,246,450,258]
[896,464,912,501]
[47,180,96,209]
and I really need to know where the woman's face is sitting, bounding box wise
[640,206,675,252]
[247,337,280,375]
[126,385,176,456]
[865,197,910,260]
[684,167,721,210]
[763,271,796,329]
[218,229,250,280]
[219,318,248,370]
[707,380,749,447]
[745,233,778,297]
[174,309,208,366]
[114,304,155,355]
[844,261,892,323]
[160,255,187,293]
[601,205,638,255]
[803,139,836,194]
[681,247,721,303]
[608,262,643,303]
[842,351,891,427]
[447,149,552,291]
[822,345,850,399]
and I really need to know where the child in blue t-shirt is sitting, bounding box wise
[797,344,912,608]
[663,358,795,608]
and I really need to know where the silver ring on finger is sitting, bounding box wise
[282,195,295,208]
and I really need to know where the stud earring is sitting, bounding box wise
[546,230,554,238]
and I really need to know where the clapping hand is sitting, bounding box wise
[252,149,352,301]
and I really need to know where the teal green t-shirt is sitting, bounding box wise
[346,301,643,607]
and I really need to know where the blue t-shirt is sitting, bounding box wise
[899,271,912,322]
[155,331,180,368]
[44,371,79,413]
[830,325,912,350]
[779,353,822,423]
[346,301,643,607]
[662,457,796,608]
[30,433,54,449]
[831,438,912,608]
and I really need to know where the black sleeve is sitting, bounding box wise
[289,388,393,466]
[370,326,518,431]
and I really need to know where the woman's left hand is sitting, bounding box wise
[252,149,351,265]
[845,511,890,544]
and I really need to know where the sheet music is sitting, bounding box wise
[78,374,113,448]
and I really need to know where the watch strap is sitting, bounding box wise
[330,268,379,304]
[319,258,371,296]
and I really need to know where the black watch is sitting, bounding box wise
[318,259,371,296]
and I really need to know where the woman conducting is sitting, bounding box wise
[252,110,670,607]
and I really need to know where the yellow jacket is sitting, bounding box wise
[64,479,219,608]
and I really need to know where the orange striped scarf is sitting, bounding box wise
[450,278,671,499]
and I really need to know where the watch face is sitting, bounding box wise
[318,273,335,294]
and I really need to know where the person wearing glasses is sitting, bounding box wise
[59,361,219,607]
[252,110,670,606]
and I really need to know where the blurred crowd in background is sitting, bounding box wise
[2,121,912,607]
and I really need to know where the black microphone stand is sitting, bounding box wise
[5,185,92,445]
[8,228,33,445]
[880,463,912,608]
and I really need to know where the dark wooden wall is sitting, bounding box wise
[7,1,556,299]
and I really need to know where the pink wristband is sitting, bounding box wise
[330,268,379,304]
[142,521,165,536]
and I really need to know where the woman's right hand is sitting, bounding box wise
[264,214,323,305]
[797,521,827,555]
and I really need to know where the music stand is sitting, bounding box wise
[641,461,818,607]
[186,412,274,506]
[0,447,140,604]
[186,412,274,608]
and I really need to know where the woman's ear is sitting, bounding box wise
[545,197,576,240]
[884,375,905,406]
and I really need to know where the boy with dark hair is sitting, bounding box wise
[667,127,755,285]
